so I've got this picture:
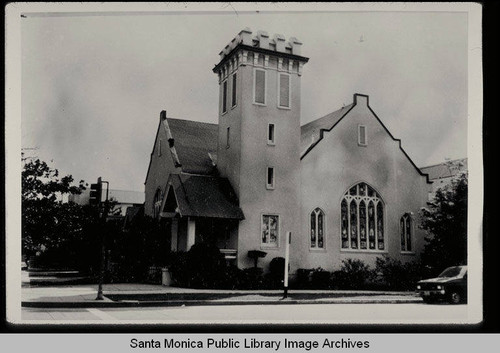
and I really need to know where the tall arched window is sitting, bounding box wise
[400,213,413,252]
[310,208,325,249]
[153,188,163,218]
[341,182,384,251]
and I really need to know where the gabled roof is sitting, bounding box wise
[300,94,431,183]
[144,115,219,184]
[300,104,354,153]
[166,118,218,175]
[420,158,467,180]
[165,174,244,220]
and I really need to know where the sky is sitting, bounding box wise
[20,5,469,192]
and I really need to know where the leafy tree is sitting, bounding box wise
[21,156,96,269]
[419,171,468,275]
[22,156,86,202]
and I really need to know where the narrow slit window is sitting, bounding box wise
[226,127,230,148]
[278,73,290,108]
[254,69,266,105]
[266,167,275,189]
[231,73,237,107]
[268,124,275,145]
[222,80,228,113]
[358,125,367,146]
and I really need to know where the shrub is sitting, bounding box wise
[294,268,313,289]
[168,242,228,289]
[268,257,286,288]
[310,267,332,289]
[332,259,373,289]
[237,267,265,289]
[375,256,425,291]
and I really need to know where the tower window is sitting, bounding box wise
[358,125,367,146]
[231,73,237,107]
[222,80,228,113]
[268,123,275,145]
[254,68,266,105]
[226,127,230,148]
[278,73,291,108]
[266,167,275,189]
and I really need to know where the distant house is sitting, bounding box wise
[420,158,468,198]
[144,28,432,273]
[68,188,144,217]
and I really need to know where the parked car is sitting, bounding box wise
[416,265,467,304]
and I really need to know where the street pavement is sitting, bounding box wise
[22,282,423,308]
[21,302,469,324]
[18,273,475,324]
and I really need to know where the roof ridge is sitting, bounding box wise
[301,103,354,128]
[166,117,218,126]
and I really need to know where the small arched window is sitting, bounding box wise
[310,208,325,249]
[400,213,413,252]
[341,182,384,251]
[153,188,163,218]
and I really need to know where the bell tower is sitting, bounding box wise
[213,28,309,268]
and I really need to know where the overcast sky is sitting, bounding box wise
[20,6,469,192]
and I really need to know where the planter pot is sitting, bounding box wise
[161,267,172,286]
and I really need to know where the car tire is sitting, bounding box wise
[448,291,462,304]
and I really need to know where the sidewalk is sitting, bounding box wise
[22,282,423,308]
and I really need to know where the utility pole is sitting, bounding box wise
[94,178,109,300]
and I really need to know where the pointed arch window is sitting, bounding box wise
[400,213,413,252]
[153,188,163,218]
[310,208,325,249]
[341,182,385,251]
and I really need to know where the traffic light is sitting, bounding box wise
[89,177,102,206]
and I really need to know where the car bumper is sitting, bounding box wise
[416,289,446,298]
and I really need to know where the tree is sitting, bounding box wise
[21,156,96,269]
[419,171,468,275]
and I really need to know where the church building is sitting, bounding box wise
[144,28,432,273]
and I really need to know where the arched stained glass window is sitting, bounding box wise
[377,202,384,250]
[400,213,413,252]
[340,182,384,251]
[341,200,349,249]
[368,201,376,249]
[350,201,358,249]
[359,201,367,249]
[310,208,325,249]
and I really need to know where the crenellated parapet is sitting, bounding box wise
[214,28,309,83]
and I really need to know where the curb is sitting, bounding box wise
[22,298,423,309]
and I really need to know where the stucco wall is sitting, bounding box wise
[219,54,303,270]
[298,95,430,272]
[144,118,180,217]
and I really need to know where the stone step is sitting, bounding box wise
[28,270,81,278]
